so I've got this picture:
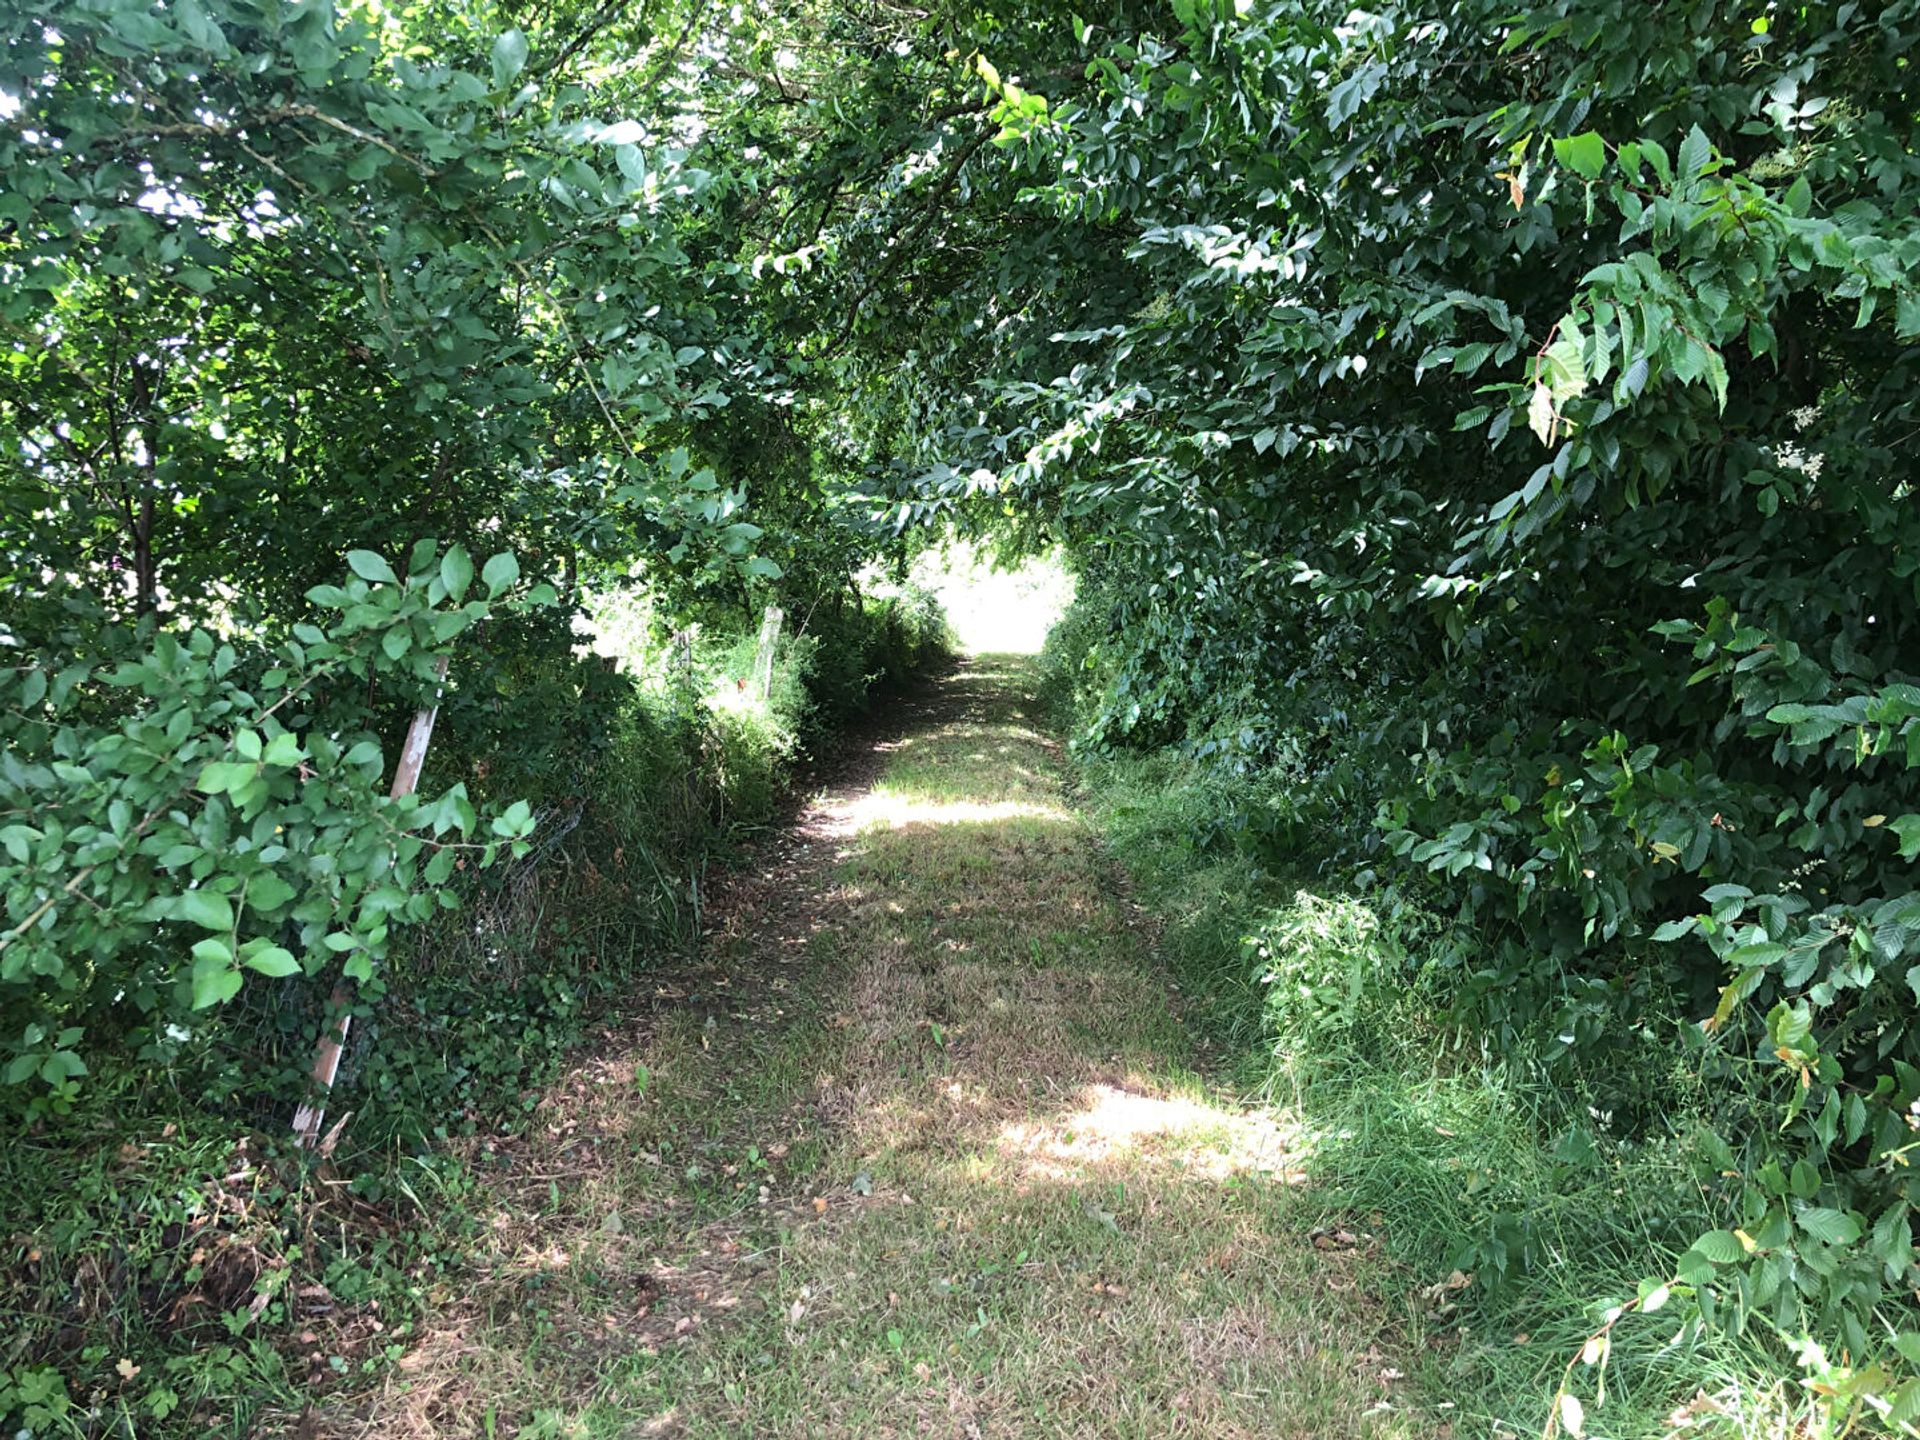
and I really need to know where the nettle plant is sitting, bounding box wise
[0,541,543,1116]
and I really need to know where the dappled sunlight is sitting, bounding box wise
[357,653,1419,1440]
[816,790,1074,838]
[995,1081,1302,1184]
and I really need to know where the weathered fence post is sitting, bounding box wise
[671,623,698,719]
[292,653,450,1150]
[751,605,783,704]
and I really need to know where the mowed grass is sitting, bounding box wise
[333,656,1424,1439]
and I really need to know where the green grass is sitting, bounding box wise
[7,653,1816,1439]
[331,655,1435,1438]
[1071,747,1822,1440]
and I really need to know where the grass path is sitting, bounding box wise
[346,656,1416,1439]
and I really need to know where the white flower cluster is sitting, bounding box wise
[1768,439,1826,481]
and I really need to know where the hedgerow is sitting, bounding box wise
[0,577,946,1433]
[859,0,1920,1428]
[8,0,1920,1428]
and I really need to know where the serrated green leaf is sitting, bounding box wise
[1796,1207,1862,1246]
[1688,1229,1747,1264]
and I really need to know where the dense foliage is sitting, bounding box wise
[8,0,1920,1428]
[0,0,944,1107]
[804,0,1920,1428]
[0,0,949,1428]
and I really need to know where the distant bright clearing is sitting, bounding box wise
[910,541,1075,654]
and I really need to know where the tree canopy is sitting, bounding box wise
[7,0,1920,1426]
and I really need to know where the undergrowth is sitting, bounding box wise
[0,587,950,1438]
[1068,747,1825,1439]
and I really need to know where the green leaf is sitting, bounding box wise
[491,28,529,87]
[196,760,257,795]
[178,890,235,931]
[440,547,474,602]
[346,549,398,585]
[1552,132,1605,180]
[262,731,304,767]
[1677,124,1712,181]
[248,872,296,912]
[1796,1207,1862,1246]
[191,962,243,1010]
[1888,1379,1920,1429]
[242,945,300,977]
[39,1050,86,1082]
[1688,1229,1747,1265]
[482,551,520,596]
[190,937,232,966]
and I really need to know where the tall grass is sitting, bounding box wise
[1070,743,1806,1438]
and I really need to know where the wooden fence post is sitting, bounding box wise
[752,605,783,704]
[292,653,450,1150]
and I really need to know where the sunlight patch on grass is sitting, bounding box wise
[348,656,1429,1440]
[819,790,1074,837]
[996,1082,1302,1183]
